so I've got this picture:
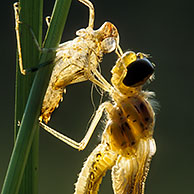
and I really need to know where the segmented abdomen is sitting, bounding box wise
[75,144,117,194]
[40,38,98,123]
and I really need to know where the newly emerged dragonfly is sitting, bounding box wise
[41,50,157,194]
[14,0,121,124]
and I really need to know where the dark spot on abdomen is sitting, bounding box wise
[121,122,131,132]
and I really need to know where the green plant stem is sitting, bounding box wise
[1,0,72,193]
[14,0,43,193]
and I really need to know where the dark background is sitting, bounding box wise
[1,0,194,193]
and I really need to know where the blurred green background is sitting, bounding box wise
[1,0,194,193]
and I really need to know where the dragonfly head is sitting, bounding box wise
[111,51,155,94]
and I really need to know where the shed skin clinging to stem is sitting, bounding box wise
[40,21,119,124]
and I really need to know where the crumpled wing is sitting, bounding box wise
[111,138,156,194]
[75,144,118,194]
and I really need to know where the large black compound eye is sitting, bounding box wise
[123,58,154,87]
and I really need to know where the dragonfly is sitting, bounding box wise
[13,0,121,124]
[40,50,157,194]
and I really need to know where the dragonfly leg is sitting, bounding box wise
[13,2,56,75]
[40,101,112,150]
[89,68,114,93]
[45,16,51,27]
[78,0,94,28]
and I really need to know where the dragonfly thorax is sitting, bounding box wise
[102,95,155,157]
